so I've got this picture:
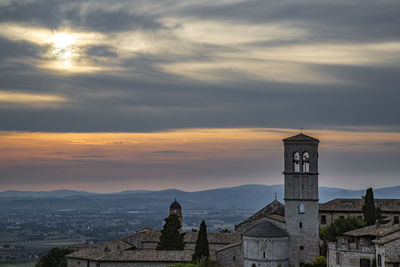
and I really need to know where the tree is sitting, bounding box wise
[193,220,209,262]
[320,216,364,256]
[312,256,327,267]
[362,188,377,226]
[157,214,184,250]
[219,228,231,233]
[35,247,70,267]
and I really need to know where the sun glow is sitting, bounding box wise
[46,32,77,68]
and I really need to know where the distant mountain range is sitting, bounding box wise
[1,184,399,211]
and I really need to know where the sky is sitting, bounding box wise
[0,0,400,192]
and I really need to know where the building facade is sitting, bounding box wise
[319,198,400,226]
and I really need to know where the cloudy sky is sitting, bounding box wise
[0,0,399,192]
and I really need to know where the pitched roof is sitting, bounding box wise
[283,133,319,143]
[215,241,241,252]
[373,230,400,245]
[319,198,400,212]
[238,199,285,227]
[122,231,239,246]
[242,220,288,238]
[67,230,240,262]
[344,223,398,237]
[67,247,192,262]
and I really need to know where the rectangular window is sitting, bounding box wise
[321,215,327,224]
[360,259,370,267]
[394,216,399,224]
[340,216,344,219]
[378,254,382,267]
[336,252,340,264]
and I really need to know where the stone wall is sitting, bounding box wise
[285,200,320,266]
[383,238,400,263]
[327,242,375,267]
[216,243,242,267]
[242,236,289,267]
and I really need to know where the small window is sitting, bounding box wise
[336,252,340,265]
[378,254,382,267]
[299,222,303,228]
[263,251,266,258]
[300,246,304,250]
[298,203,305,214]
[360,259,371,267]
[394,216,399,224]
[294,152,300,172]
[302,152,310,172]
[233,256,235,262]
[340,216,344,219]
[321,215,327,225]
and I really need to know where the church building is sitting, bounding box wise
[66,133,321,267]
[216,133,320,267]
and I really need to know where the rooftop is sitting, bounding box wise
[373,229,400,245]
[283,133,319,143]
[319,198,400,212]
[237,199,285,227]
[242,220,288,238]
[344,223,399,237]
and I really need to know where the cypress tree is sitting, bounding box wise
[157,214,184,250]
[193,220,209,262]
[362,188,377,226]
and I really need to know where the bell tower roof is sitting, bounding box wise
[170,199,181,210]
[283,133,319,143]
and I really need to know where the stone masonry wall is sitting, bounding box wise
[285,200,320,266]
[216,244,242,267]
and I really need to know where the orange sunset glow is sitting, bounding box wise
[1,128,400,192]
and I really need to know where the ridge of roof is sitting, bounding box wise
[283,133,319,142]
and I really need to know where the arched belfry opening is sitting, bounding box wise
[302,152,309,173]
[293,152,300,172]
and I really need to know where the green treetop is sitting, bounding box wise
[35,247,70,267]
[192,220,210,262]
[362,188,377,226]
[157,214,184,250]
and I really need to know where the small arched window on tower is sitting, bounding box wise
[293,152,300,172]
[298,203,305,214]
[302,152,310,173]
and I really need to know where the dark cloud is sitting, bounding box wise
[71,155,106,158]
[0,37,45,60]
[85,46,117,58]
[179,0,400,42]
[152,150,190,154]
[0,0,165,32]
[0,0,399,133]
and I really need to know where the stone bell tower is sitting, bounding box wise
[169,199,182,232]
[283,133,320,266]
